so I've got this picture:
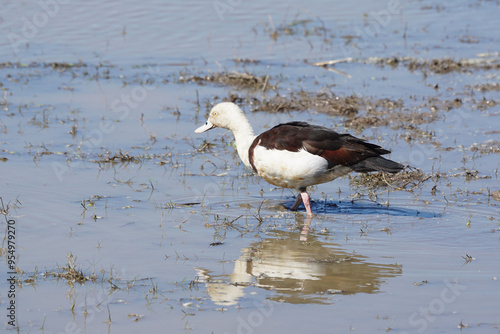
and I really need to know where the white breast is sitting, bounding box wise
[251,146,352,189]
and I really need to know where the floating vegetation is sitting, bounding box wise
[349,167,433,191]
[93,150,142,164]
[242,91,364,115]
[370,56,500,74]
[466,83,500,92]
[178,71,275,92]
[0,61,112,71]
[491,191,500,201]
[260,13,331,42]
[227,91,398,117]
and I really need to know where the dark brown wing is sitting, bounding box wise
[249,122,402,173]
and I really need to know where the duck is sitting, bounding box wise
[195,102,403,216]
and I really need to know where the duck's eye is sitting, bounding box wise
[212,111,218,116]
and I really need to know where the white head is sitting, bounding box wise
[194,102,256,170]
[194,102,249,133]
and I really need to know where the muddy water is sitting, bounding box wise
[1,0,499,333]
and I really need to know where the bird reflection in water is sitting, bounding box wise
[195,216,402,306]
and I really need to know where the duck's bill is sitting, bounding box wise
[194,120,215,133]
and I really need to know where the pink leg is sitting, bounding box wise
[290,194,303,211]
[300,191,313,216]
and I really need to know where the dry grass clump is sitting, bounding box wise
[93,150,141,164]
[350,167,433,191]
[372,57,500,74]
[179,71,275,92]
[45,253,97,284]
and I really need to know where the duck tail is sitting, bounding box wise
[350,156,404,173]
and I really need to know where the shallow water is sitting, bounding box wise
[1,0,500,333]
